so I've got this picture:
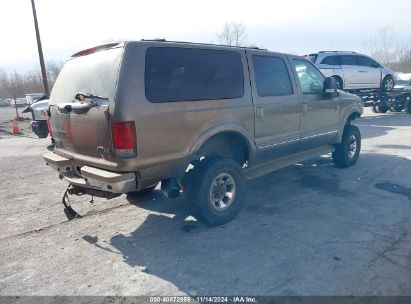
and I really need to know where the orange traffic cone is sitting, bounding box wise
[12,118,21,134]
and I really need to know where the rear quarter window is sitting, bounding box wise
[145,47,244,102]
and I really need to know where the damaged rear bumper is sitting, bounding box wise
[43,152,137,193]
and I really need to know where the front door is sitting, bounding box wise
[357,55,382,88]
[247,51,301,159]
[289,57,341,150]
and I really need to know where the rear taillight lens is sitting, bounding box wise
[111,121,137,158]
[47,118,53,138]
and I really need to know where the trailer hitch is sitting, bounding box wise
[62,184,83,220]
[61,184,121,220]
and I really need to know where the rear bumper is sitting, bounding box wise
[43,152,137,193]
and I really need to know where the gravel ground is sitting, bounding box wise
[0,108,410,296]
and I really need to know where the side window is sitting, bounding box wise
[252,55,293,97]
[340,55,359,66]
[320,56,339,65]
[145,47,244,102]
[293,59,325,94]
[358,56,378,67]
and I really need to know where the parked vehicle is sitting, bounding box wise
[22,95,50,138]
[10,98,28,108]
[43,41,363,226]
[394,73,411,91]
[306,51,395,92]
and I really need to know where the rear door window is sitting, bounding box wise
[320,55,339,65]
[252,55,293,97]
[340,55,359,66]
[145,47,244,102]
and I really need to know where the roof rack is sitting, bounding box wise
[318,51,357,53]
[140,39,266,51]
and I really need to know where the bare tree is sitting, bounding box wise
[217,22,247,46]
[0,60,64,99]
[365,26,397,66]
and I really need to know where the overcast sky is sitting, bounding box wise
[1,0,411,73]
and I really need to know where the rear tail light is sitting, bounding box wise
[111,121,137,158]
[47,118,53,138]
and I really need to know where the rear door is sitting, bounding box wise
[49,46,124,162]
[340,55,363,88]
[247,51,301,157]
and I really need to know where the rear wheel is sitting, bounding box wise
[332,76,343,90]
[377,105,388,113]
[390,105,403,112]
[332,125,361,168]
[183,157,245,226]
[406,100,411,114]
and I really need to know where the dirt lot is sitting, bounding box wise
[0,108,410,296]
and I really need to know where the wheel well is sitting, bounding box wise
[347,111,361,124]
[196,132,250,166]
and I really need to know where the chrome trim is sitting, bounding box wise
[259,138,300,149]
[301,130,338,140]
[258,130,338,150]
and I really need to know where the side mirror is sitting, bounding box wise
[323,77,338,98]
[373,62,381,68]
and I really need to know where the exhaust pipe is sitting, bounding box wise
[161,178,180,199]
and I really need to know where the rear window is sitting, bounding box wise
[252,55,293,97]
[145,47,244,102]
[50,47,123,105]
[307,54,318,63]
[320,55,339,65]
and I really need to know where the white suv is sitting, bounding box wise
[307,51,395,91]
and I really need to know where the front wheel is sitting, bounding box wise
[382,76,395,92]
[332,125,361,168]
[183,157,245,226]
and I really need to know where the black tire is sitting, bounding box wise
[332,76,343,90]
[382,76,395,92]
[377,105,389,113]
[372,105,380,113]
[183,157,245,226]
[128,183,159,196]
[332,125,361,168]
[406,100,411,114]
[390,105,403,112]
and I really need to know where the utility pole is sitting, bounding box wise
[31,0,49,96]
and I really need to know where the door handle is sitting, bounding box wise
[302,103,308,113]
[256,106,264,121]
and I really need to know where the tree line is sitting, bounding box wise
[0,61,63,100]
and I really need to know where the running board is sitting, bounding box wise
[245,145,334,180]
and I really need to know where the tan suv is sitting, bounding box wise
[43,40,363,226]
